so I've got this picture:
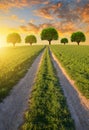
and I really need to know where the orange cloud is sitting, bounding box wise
[11,15,25,23]
[19,21,77,35]
[20,25,28,32]
[77,0,81,3]
[0,0,89,36]
[48,2,62,11]
[0,0,28,10]
[0,0,49,10]
[29,19,35,24]
[11,15,18,20]
[20,22,57,34]
[39,22,77,34]
[20,23,39,33]
[34,2,62,20]
[34,8,53,20]
[75,4,89,32]
[28,23,39,33]
[60,22,77,33]
[82,4,89,23]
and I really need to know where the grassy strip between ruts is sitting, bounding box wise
[0,46,45,101]
[21,47,75,130]
[50,45,89,98]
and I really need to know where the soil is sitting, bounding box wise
[0,51,44,130]
[50,51,89,130]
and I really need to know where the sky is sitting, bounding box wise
[0,0,89,46]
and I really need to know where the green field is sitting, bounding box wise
[21,47,75,130]
[0,46,44,101]
[50,45,89,98]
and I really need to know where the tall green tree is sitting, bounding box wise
[61,38,68,45]
[7,33,21,46]
[25,35,37,45]
[71,31,86,45]
[41,27,58,45]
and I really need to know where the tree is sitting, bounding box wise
[25,35,37,45]
[61,38,68,45]
[71,31,86,45]
[41,27,58,45]
[7,33,21,46]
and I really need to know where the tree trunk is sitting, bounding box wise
[30,43,32,45]
[13,43,15,47]
[77,42,80,45]
[49,40,51,45]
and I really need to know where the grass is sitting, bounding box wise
[21,47,75,130]
[50,45,89,98]
[0,45,44,101]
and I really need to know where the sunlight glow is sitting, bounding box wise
[0,35,6,48]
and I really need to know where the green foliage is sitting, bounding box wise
[21,47,75,130]
[61,38,68,45]
[41,27,58,45]
[25,35,37,45]
[71,31,86,45]
[51,45,89,98]
[7,33,21,46]
[0,46,44,101]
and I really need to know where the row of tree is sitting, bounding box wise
[7,27,86,46]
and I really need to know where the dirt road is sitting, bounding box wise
[0,51,44,130]
[51,51,89,130]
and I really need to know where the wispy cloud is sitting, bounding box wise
[11,15,25,23]
[34,1,62,20]
[20,23,39,33]
[19,20,77,35]
[0,0,89,35]
[0,0,48,10]
[34,9,54,20]
[34,0,89,33]
[0,0,28,10]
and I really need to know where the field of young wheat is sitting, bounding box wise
[0,46,44,101]
[50,45,89,98]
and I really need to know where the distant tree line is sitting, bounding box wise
[7,27,86,46]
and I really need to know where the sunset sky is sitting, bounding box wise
[0,0,89,46]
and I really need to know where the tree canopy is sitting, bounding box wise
[25,35,37,45]
[61,38,68,45]
[7,33,21,46]
[71,31,86,45]
[41,27,58,45]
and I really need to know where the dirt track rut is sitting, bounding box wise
[51,51,89,130]
[0,51,44,130]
